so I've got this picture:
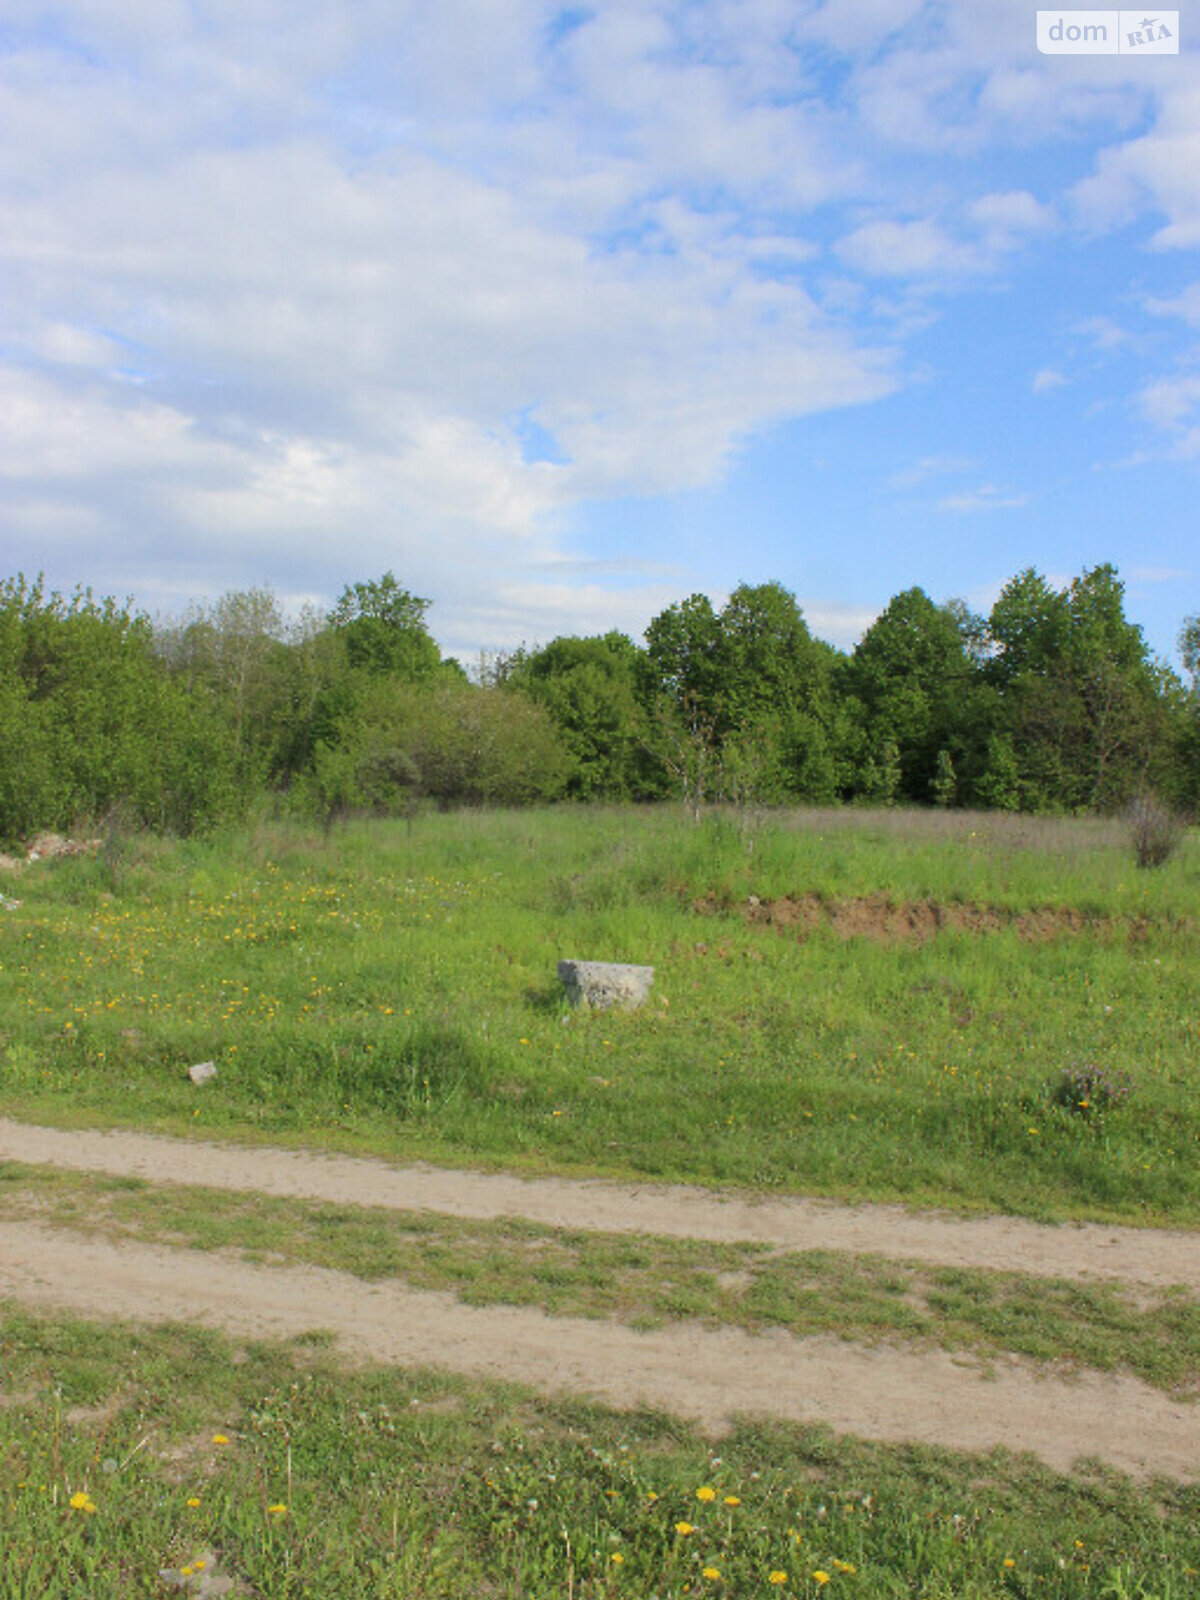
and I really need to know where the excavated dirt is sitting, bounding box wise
[1,1120,1198,1480]
[694,891,1163,944]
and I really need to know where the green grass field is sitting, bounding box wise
[2,805,1198,1224]
[3,1306,1198,1600]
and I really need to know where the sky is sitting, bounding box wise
[2,1,1199,670]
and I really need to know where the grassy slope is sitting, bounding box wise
[1,804,1197,1224]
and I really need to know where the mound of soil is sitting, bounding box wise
[695,891,1153,944]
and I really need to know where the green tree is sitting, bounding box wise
[0,575,241,841]
[842,588,984,805]
[158,588,294,785]
[642,582,838,804]
[506,632,645,799]
[329,573,443,681]
[987,565,1171,811]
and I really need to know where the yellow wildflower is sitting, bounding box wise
[676,1521,694,1536]
[186,1497,201,1507]
[696,1486,717,1502]
[611,1552,624,1564]
[1003,1559,1016,1569]
[212,1434,230,1445]
[268,1503,288,1515]
[724,1495,741,1507]
[703,1568,721,1580]
[812,1574,830,1587]
[832,1560,856,1574]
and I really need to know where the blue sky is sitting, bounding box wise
[2,1,1199,668]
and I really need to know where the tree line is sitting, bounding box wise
[1,565,1196,844]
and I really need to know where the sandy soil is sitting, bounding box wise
[2,1119,1197,1480]
[3,1119,1198,1287]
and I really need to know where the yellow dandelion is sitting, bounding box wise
[212,1434,230,1445]
[769,1572,789,1586]
[832,1560,856,1574]
[193,1559,207,1569]
[180,1567,195,1578]
[268,1503,288,1515]
[812,1574,830,1587]
[1003,1558,1016,1569]
[186,1497,201,1507]
[696,1486,717,1502]
[724,1495,741,1507]
[703,1568,721,1580]
[611,1552,624,1564]
[69,1491,95,1512]
[676,1521,694,1536]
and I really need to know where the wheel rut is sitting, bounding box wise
[1,1119,1197,1480]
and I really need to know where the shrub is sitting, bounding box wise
[1128,792,1185,869]
[1049,1063,1135,1117]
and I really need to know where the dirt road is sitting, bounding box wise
[1,1119,1197,1480]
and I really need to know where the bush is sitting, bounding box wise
[1127,793,1185,869]
[1049,1063,1135,1117]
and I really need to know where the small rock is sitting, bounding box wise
[188,1061,218,1085]
[558,960,655,1011]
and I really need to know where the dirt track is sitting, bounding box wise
[1,1119,1198,1480]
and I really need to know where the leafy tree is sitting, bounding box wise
[643,582,838,804]
[1181,614,1200,693]
[328,572,443,681]
[987,565,1170,811]
[158,588,294,784]
[642,594,723,714]
[841,588,984,805]
[506,632,645,798]
[932,748,957,808]
[0,575,241,841]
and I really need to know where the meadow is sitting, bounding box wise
[3,803,1199,1598]
[1,1303,1197,1600]
[1,804,1198,1224]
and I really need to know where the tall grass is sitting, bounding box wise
[1,805,1197,1224]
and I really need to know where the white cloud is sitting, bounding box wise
[968,189,1054,244]
[937,484,1030,512]
[1138,373,1200,431]
[888,453,975,489]
[1135,372,1200,458]
[1129,566,1191,584]
[1074,316,1129,351]
[1032,368,1068,393]
[835,218,985,280]
[1144,282,1200,328]
[797,600,882,651]
[1069,86,1200,248]
[835,190,1052,285]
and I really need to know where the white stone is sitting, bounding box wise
[188,1061,218,1085]
[557,960,655,1011]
